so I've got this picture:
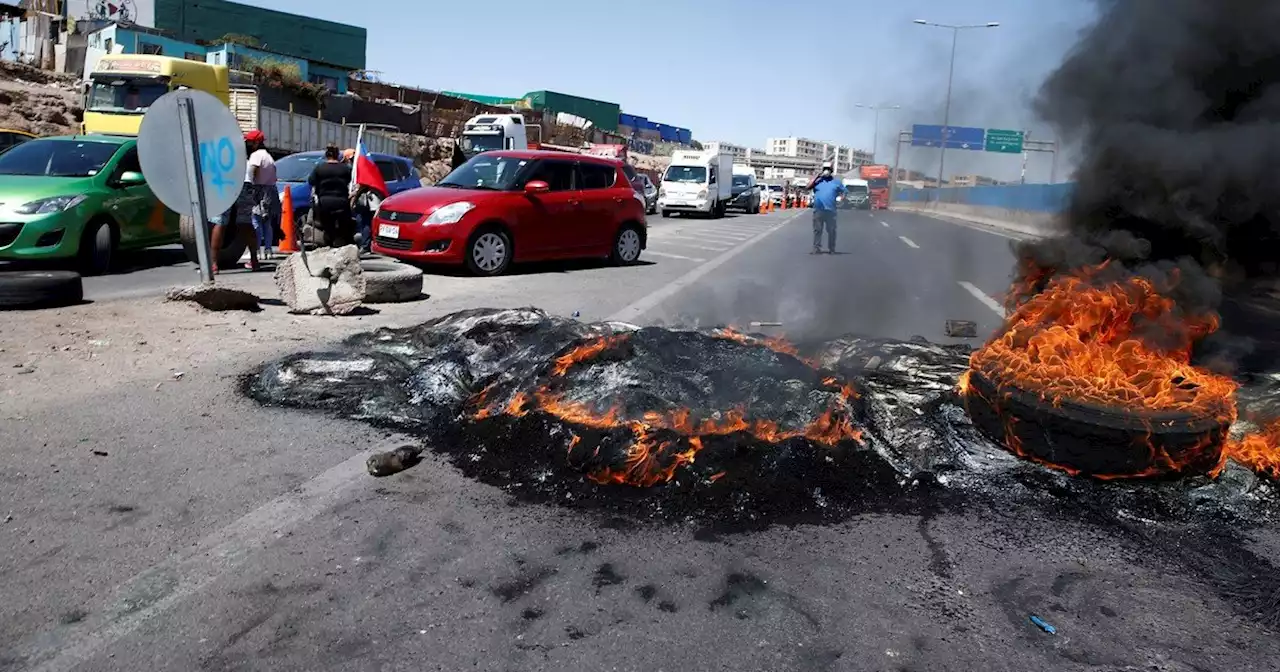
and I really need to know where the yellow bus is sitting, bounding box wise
[83,54,231,135]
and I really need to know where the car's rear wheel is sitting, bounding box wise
[661,210,671,218]
[610,224,643,265]
[465,226,512,276]
[77,218,116,276]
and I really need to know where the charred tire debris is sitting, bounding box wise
[245,308,1280,529]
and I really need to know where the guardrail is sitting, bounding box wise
[892,183,1074,237]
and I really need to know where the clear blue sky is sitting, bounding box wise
[245,0,1096,182]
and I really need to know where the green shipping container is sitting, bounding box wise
[442,91,522,107]
[153,0,367,70]
[522,90,620,133]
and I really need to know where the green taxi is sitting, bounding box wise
[0,134,179,275]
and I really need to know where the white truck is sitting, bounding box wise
[659,150,734,218]
[459,113,543,159]
[227,86,399,155]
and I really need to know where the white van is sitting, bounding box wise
[659,150,734,218]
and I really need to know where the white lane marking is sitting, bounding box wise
[608,213,801,323]
[959,281,1006,317]
[896,209,1029,240]
[898,236,920,249]
[650,239,733,251]
[652,228,755,240]
[658,232,752,244]
[20,448,381,672]
[880,220,890,228]
[643,250,706,262]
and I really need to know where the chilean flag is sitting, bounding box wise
[351,124,388,197]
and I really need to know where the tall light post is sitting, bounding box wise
[912,19,999,191]
[854,103,899,164]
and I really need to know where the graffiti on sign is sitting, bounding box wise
[199,136,237,199]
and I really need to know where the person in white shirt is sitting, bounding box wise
[244,129,280,259]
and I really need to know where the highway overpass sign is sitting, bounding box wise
[985,129,1024,153]
[911,124,985,150]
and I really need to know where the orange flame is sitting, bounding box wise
[963,262,1280,479]
[473,331,865,487]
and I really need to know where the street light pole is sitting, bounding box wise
[912,19,999,194]
[855,103,899,164]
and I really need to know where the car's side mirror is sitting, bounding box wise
[524,180,550,194]
[117,170,145,186]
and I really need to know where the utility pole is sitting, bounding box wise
[913,19,1000,196]
[855,103,899,164]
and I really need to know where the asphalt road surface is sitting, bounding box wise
[3,208,1275,672]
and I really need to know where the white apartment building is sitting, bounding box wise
[765,137,873,174]
[702,141,750,162]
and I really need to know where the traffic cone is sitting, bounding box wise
[278,187,299,253]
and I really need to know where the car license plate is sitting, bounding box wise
[378,224,399,239]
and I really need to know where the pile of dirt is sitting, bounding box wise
[0,61,81,136]
[394,134,456,185]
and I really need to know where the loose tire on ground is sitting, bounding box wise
[0,270,83,309]
[180,214,248,269]
[360,260,424,303]
[465,226,513,276]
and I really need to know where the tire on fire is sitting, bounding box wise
[963,367,1230,478]
[360,260,424,303]
[0,270,84,310]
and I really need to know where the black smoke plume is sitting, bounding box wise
[1017,0,1280,371]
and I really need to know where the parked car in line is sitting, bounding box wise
[639,174,658,214]
[275,150,421,242]
[371,150,647,276]
[766,183,784,205]
[0,133,245,275]
[0,128,36,154]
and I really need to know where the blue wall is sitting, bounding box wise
[895,183,1074,213]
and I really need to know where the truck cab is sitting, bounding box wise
[83,55,230,136]
[459,114,541,158]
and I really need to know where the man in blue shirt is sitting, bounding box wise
[808,164,846,254]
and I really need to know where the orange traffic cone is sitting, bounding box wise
[278,187,299,253]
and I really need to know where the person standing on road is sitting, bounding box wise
[308,145,355,247]
[244,129,280,259]
[808,164,845,254]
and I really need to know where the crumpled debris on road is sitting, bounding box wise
[245,308,1280,526]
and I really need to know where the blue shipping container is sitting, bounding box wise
[676,128,692,144]
[618,113,641,127]
[656,123,678,141]
[642,119,659,130]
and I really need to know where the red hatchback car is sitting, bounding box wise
[371,150,648,276]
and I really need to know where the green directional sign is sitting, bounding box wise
[985,129,1024,153]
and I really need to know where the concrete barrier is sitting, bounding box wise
[892,183,1073,239]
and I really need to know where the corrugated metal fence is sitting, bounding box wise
[895,183,1075,213]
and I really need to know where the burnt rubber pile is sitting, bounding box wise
[246,308,1280,527]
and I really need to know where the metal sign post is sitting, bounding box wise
[177,98,214,284]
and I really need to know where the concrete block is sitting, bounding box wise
[274,245,367,315]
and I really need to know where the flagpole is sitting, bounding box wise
[351,124,365,196]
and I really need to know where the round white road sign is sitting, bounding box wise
[137,89,246,219]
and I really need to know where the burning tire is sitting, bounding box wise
[963,367,1230,478]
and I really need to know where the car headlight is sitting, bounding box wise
[697,189,707,199]
[425,201,474,225]
[15,194,87,215]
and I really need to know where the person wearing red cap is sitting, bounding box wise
[244,129,279,260]
[210,130,264,272]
